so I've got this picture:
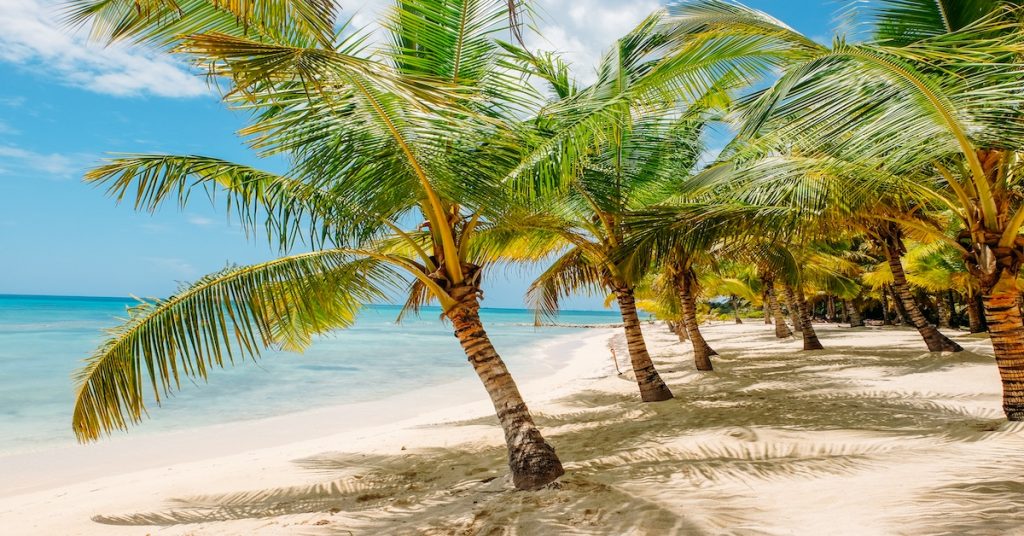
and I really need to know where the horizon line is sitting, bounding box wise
[0,293,617,314]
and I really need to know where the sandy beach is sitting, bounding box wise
[2,322,1023,535]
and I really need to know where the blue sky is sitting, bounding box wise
[0,0,833,310]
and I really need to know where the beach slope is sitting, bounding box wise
[2,323,1023,535]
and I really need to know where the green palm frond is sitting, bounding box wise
[525,247,605,323]
[85,154,393,250]
[62,0,340,47]
[862,260,895,289]
[387,0,508,84]
[72,250,404,442]
[662,0,823,54]
[843,0,1004,45]
[498,44,578,100]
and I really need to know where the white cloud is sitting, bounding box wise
[0,96,26,107]
[0,0,660,98]
[325,0,662,84]
[186,214,216,226]
[0,145,89,178]
[0,0,207,98]
[532,0,662,83]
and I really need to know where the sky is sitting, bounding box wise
[0,0,834,310]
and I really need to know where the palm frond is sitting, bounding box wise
[525,247,605,323]
[72,250,404,442]
[85,154,392,250]
[62,0,340,47]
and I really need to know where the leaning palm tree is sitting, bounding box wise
[523,102,708,399]
[65,0,576,489]
[670,0,1024,418]
[509,6,793,388]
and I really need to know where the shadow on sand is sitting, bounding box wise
[90,324,1024,535]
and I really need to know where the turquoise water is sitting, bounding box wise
[0,294,624,454]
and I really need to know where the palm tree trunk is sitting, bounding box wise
[881,290,893,326]
[937,293,951,329]
[763,291,772,325]
[947,291,961,329]
[730,295,743,324]
[883,240,963,352]
[765,279,793,338]
[826,296,836,323]
[981,271,1024,421]
[847,299,865,328]
[669,320,689,342]
[678,272,715,371]
[614,287,674,402]
[968,292,986,333]
[784,286,803,334]
[790,285,824,350]
[447,291,563,489]
[890,286,908,325]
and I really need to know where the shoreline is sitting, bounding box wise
[0,327,618,499]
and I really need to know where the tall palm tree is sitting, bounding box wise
[523,101,709,399]
[64,0,575,489]
[509,6,795,387]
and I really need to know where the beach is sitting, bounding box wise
[2,322,1023,535]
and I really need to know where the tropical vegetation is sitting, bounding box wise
[63,0,1024,494]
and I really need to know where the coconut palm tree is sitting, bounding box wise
[508,5,800,385]
[521,88,710,397]
[65,0,576,489]
[700,261,762,324]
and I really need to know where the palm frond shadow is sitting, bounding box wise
[88,324,1018,534]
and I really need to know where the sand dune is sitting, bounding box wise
[3,323,1023,535]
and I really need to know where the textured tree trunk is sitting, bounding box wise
[448,290,563,489]
[981,272,1024,421]
[884,240,963,352]
[730,296,743,324]
[964,149,1024,420]
[826,296,836,323]
[784,287,804,334]
[847,299,865,328]
[967,293,986,333]
[763,292,773,325]
[791,285,824,350]
[615,288,674,402]
[881,290,893,326]
[667,321,688,343]
[764,279,792,338]
[890,286,908,325]
[947,290,961,329]
[937,293,951,329]
[678,272,715,371]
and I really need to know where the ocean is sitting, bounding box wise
[0,294,625,455]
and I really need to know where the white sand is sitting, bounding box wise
[2,322,1023,535]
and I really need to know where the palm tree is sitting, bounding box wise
[868,222,963,351]
[521,62,710,397]
[511,7,793,386]
[667,0,1024,417]
[701,261,761,324]
[903,239,975,329]
[760,273,794,337]
[65,0,574,489]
